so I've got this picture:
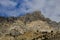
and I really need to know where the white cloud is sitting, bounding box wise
[0,0,17,7]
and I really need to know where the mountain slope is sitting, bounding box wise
[0,11,59,40]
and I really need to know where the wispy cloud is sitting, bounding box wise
[0,0,60,22]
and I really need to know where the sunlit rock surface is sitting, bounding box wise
[0,11,60,40]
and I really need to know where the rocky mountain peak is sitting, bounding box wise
[0,11,59,40]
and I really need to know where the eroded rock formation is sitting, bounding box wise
[0,11,59,40]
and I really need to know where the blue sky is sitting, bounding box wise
[0,0,60,22]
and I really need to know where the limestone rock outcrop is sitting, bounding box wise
[0,11,59,40]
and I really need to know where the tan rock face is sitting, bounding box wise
[0,11,59,40]
[26,20,53,32]
[0,36,14,40]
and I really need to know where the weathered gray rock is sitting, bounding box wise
[10,29,20,37]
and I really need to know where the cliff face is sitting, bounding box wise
[0,11,59,40]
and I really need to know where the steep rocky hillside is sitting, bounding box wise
[0,11,59,40]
